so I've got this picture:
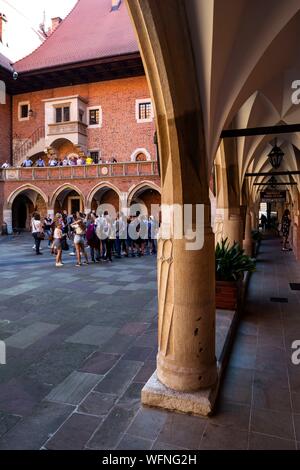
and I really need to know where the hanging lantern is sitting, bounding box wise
[267,138,284,169]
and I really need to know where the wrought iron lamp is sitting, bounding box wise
[267,138,284,169]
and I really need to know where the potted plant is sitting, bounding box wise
[216,238,256,310]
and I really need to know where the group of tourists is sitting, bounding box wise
[31,210,159,267]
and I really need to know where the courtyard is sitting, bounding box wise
[0,234,299,450]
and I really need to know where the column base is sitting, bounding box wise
[141,370,219,416]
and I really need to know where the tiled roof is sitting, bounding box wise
[0,52,13,72]
[15,0,139,73]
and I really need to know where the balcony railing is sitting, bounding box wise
[0,161,159,181]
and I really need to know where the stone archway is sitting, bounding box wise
[87,182,121,216]
[5,185,48,233]
[127,182,161,217]
[50,184,85,216]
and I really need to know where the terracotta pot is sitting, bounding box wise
[216,280,241,310]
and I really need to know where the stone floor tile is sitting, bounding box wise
[45,413,101,450]
[45,371,102,405]
[5,322,59,349]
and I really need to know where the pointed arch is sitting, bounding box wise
[50,183,85,209]
[6,184,48,210]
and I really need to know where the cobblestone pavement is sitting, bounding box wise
[0,234,299,450]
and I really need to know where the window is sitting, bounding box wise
[21,104,29,119]
[79,110,84,123]
[55,105,70,123]
[18,101,30,121]
[135,99,154,123]
[139,102,152,120]
[90,151,99,163]
[87,106,102,128]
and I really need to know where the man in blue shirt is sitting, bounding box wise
[36,157,45,167]
[22,158,33,167]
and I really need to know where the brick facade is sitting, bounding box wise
[12,76,156,164]
[0,93,11,165]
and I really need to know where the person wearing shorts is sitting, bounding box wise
[53,223,63,267]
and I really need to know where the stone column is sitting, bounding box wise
[243,209,252,256]
[250,209,257,231]
[156,205,217,392]
[120,192,129,216]
[3,209,12,234]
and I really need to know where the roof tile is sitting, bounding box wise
[15,0,139,73]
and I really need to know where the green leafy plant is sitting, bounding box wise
[216,238,256,282]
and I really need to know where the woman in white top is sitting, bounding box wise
[53,222,64,267]
[31,212,44,255]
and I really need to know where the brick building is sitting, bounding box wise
[0,0,161,233]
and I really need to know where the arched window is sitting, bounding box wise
[136,153,147,162]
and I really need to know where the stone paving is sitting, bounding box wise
[0,234,299,450]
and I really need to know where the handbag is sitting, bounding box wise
[61,236,69,251]
[37,231,45,240]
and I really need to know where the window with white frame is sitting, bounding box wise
[135,99,154,123]
[87,106,102,128]
[18,101,30,121]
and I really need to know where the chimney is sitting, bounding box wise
[51,17,62,32]
[111,0,121,11]
[0,13,7,45]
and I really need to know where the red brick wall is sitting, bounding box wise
[0,93,11,165]
[12,76,156,163]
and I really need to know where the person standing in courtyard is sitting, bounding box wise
[31,212,44,255]
[71,219,89,266]
[53,222,64,267]
[281,209,292,251]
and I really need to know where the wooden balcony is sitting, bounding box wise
[0,161,159,181]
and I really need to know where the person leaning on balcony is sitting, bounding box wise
[62,156,69,166]
[36,157,45,167]
[1,161,10,168]
[22,157,33,167]
[86,155,93,165]
[49,157,58,167]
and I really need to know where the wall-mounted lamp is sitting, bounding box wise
[28,109,35,118]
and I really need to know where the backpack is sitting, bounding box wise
[86,223,97,243]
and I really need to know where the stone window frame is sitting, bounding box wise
[87,106,102,128]
[135,98,154,123]
[18,101,30,121]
